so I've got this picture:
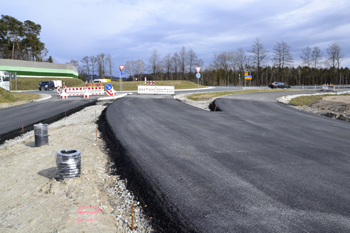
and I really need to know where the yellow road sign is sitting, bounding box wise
[245,71,248,76]
[245,77,252,80]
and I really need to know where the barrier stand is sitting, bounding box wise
[59,84,105,99]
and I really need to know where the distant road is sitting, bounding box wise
[0,91,97,143]
[105,90,350,232]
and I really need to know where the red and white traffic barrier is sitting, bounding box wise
[145,81,155,85]
[60,92,68,99]
[106,89,117,96]
[83,91,91,98]
[59,84,105,99]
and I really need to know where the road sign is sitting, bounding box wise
[196,73,201,78]
[245,75,252,78]
[245,77,252,80]
[195,67,201,73]
[106,84,113,91]
[245,71,248,76]
[120,71,124,76]
[119,65,125,71]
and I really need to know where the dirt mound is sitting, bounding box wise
[293,95,350,122]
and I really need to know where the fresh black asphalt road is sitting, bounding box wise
[0,93,97,142]
[105,91,350,232]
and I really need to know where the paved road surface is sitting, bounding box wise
[0,94,97,143]
[104,91,350,232]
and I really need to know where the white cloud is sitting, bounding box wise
[2,0,349,71]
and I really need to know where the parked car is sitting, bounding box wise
[268,82,291,89]
[39,81,55,91]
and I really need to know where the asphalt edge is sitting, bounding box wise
[97,104,200,233]
[0,100,97,145]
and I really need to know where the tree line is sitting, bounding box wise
[203,39,347,86]
[68,53,114,81]
[76,39,345,86]
[0,15,51,62]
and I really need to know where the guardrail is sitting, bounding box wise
[293,85,350,90]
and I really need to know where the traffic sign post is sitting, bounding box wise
[119,65,125,93]
[244,71,252,87]
[196,67,201,93]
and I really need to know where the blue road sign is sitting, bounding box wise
[120,71,124,76]
[245,75,252,78]
[196,73,201,78]
[106,84,113,91]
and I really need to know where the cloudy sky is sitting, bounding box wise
[3,0,350,75]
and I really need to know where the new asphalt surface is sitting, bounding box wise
[0,94,97,143]
[104,91,350,232]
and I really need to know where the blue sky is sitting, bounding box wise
[3,0,350,75]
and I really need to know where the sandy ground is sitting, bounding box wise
[0,104,153,233]
[322,95,350,103]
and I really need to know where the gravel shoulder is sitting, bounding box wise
[0,104,153,233]
[278,94,350,122]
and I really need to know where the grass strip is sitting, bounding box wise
[187,89,297,101]
[0,88,41,103]
[9,77,86,90]
[289,95,329,106]
[109,80,205,91]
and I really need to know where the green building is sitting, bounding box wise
[0,59,78,78]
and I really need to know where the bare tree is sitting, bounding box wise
[249,38,268,84]
[179,46,188,80]
[326,41,344,82]
[188,48,198,80]
[300,46,312,67]
[272,41,293,82]
[68,59,83,79]
[311,46,323,68]
[136,59,145,81]
[148,49,161,80]
[81,56,90,81]
[90,56,97,82]
[212,51,233,86]
[125,60,136,80]
[172,52,180,80]
[163,53,173,80]
[272,41,293,69]
[237,48,250,72]
[105,54,114,79]
[96,53,106,79]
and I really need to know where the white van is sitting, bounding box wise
[0,71,10,91]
